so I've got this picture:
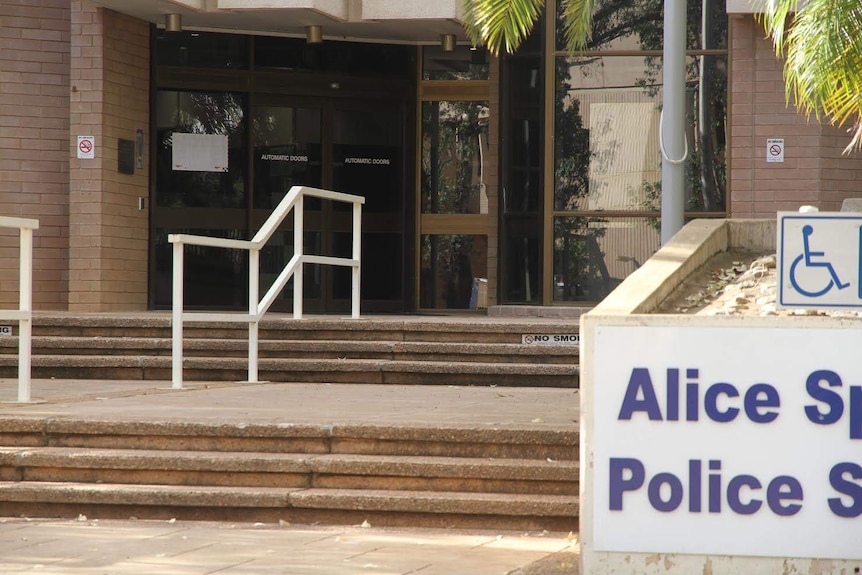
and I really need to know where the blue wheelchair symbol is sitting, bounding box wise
[789,225,851,297]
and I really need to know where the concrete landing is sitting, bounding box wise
[0,379,579,429]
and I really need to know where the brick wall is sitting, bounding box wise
[730,15,862,217]
[69,2,149,311]
[0,1,70,310]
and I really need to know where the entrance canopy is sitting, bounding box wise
[85,0,466,43]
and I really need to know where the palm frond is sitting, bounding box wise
[560,0,595,52]
[462,0,545,55]
[762,0,862,151]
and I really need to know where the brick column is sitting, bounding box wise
[69,2,149,311]
[0,1,70,310]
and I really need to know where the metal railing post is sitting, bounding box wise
[248,247,260,383]
[294,199,304,320]
[17,227,33,403]
[352,202,362,319]
[171,240,184,389]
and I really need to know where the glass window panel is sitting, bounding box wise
[155,91,247,209]
[501,228,541,304]
[553,216,660,301]
[253,106,322,210]
[332,233,402,301]
[259,230,322,305]
[422,45,489,80]
[420,235,488,309]
[333,109,402,214]
[555,0,727,52]
[153,228,248,309]
[554,55,726,213]
[254,37,412,77]
[422,101,490,215]
[155,30,249,69]
[504,56,543,214]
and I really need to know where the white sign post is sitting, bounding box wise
[777,212,862,309]
[591,325,862,560]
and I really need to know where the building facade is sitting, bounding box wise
[2,0,861,313]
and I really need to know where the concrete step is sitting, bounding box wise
[0,447,577,495]
[0,356,580,387]
[0,418,578,461]
[0,337,578,365]
[29,314,581,345]
[0,481,578,530]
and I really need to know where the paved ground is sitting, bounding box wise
[0,518,579,574]
[0,379,580,428]
[0,378,581,574]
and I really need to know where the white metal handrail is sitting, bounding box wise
[168,186,364,389]
[0,216,39,403]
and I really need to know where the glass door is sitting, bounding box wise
[252,98,405,313]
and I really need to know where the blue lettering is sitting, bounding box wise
[828,462,862,518]
[618,369,662,420]
[766,476,803,516]
[704,383,740,423]
[609,458,644,510]
[689,459,701,512]
[727,475,762,514]
[805,370,844,425]
[666,369,679,421]
[648,473,683,512]
[744,383,780,423]
[686,369,699,421]
[851,386,862,440]
[708,460,722,513]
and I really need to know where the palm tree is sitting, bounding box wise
[462,0,596,55]
[761,1,862,151]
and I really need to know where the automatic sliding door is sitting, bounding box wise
[330,106,404,312]
[252,101,323,312]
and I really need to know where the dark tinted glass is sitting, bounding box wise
[422,45,489,80]
[555,0,727,51]
[253,106,322,210]
[332,108,402,213]
[553,216,660,301]
[153,228,248,309]
[553,55,727,213]
[422,101,490,214]
[155,91,247,209]
[255,37,412,77]
[155,30,249,68]
[420,235,488,309]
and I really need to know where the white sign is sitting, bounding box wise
[593,325,862,560]
[172,133,229,172]
[522,334,579,345]
[777,212,862,308]
[0,326,11,336]
[77,136,95,159]
[766,138,784,163]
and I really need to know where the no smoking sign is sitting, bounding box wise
[766,138,784,163]
[77,135,95,159]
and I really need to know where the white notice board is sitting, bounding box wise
[172,133,229,172]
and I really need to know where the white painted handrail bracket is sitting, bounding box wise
[169,186,364,389]
[0,216,39,403]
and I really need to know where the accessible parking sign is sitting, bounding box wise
[778,212,862,308]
